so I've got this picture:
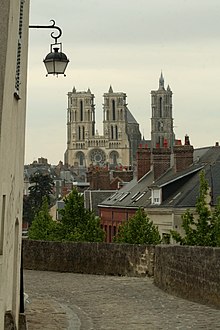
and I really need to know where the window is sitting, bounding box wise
[113,226,117,238]
[109,225,112,242]
[159,97,163,117]
[115,125,118,140]
[118,192,130,201]
[151,188,161,205]
[111,125,114,140]
[80,100,83,121]
[134,192,146,202]
[112,100,116,120]
[131,192,140,200]
[0,195,6,255]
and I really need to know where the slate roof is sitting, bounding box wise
[84,190,117,215]
[98,171,153,209]
[126,108,138,124]
[99,146,220,210]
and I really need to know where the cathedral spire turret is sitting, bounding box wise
[159,72,164,90]
[108,85,113,93]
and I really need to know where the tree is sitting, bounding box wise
[57,189,105,242]
[114,208,161,245]
[28,197,58,241]
[171,170,220,246]
[28,172,54,210]
[24,172,54,224]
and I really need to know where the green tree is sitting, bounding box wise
[57,189,105,242]
[29,172,54,209]
[28,197,58,241]
[114,208,161,245]
[171,171,220,246]
[210,197,220,246]
[25,172,54,224]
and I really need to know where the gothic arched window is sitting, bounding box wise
[76,151,85,166]
[111,125,114,139]
[159,97,162,117]
[112,100,116,121]
[120,109,123,120]
[80,100,83,121]
[115,125,118,140]
[78,126,81,140]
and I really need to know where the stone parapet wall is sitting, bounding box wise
[23,240,155,277]
[154,245,220,308]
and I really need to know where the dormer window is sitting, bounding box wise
[151,187,161,205]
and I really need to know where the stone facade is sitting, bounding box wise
[64,86,141,170]
[0,0,30,329]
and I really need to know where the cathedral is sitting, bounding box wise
[64,86,141,169]
[64,74,176,177]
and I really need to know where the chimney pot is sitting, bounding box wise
[185,135,190,145]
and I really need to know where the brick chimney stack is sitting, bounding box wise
[86,165,110,189]
[136,144,151,180]
[152,145,171,180]
[173,135,194,173]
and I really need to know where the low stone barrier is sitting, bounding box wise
[23,240,155,277]
[154,245,220,308]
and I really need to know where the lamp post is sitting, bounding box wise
[20,19,69,315]
[29,19,69,76]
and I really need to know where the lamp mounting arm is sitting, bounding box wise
[29,19,62,44]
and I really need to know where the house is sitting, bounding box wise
[0,1,30,329]
[99,144,220,242]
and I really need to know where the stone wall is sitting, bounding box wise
[23,240,155,277]
[154,245,220,308]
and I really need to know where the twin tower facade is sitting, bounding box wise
[64,74,175,170]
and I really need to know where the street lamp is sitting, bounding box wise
[29,20,69,76]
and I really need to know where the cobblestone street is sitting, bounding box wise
[24,270,220,330]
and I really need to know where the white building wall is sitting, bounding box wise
[0,0,29,328]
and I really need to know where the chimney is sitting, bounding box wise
[152,147,171,180]
[173,135,194,172]
[136,145,151,180]
[184,134,190,145]
[86,165,111,189]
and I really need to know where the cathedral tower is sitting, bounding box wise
[103,86,141,165]
[151,73,175,150]
[65,87,95,166]
[64,86,141,171]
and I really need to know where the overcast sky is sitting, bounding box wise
[26,0,220,164]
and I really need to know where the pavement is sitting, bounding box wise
[24,270,220,330]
